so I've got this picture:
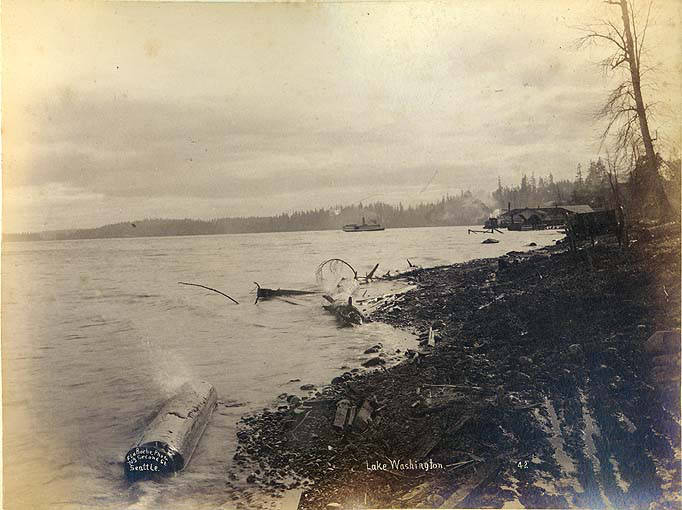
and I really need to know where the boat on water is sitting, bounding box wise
[342,216,385,232]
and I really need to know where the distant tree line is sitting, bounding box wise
[492,154,681,216]
[6,191,492,242]
[495,0,682,222]
[492,162,616,211]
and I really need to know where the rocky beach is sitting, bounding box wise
[233,223,680,509]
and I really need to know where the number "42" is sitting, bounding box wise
[517,460,529,469]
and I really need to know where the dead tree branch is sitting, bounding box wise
[178,282,239,304]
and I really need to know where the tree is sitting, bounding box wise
[575,163,584,186]
[577,0,672,219]
[604,149,627,208]
[571,164,584,204]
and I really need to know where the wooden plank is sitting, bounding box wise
[279,489,303,510]
[440,457,502,508]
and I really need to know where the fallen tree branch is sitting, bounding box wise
[178,282,239,304]
[366,263,380,280]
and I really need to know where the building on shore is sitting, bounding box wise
[496,205,593,230]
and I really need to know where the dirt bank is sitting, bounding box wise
[234,224,680,509]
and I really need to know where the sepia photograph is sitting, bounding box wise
[1,0,680,509]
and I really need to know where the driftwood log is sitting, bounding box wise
[253,282,318,304]
[322,295,365,325]
[124,381,217,480]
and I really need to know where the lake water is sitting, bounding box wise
[2,226,560,509]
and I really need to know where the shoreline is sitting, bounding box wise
[3,222,508,244]
[234,224,680,509]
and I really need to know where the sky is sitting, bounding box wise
[2,0,680,232]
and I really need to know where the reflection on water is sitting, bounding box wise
[2,226,559,509]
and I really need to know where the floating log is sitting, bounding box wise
[322,295,365,325]
[125,381,217,480]
[253,282,318,304]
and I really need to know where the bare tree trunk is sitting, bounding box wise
[618,2,652,162]
[617,0,672,219]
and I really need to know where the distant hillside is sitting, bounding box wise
[4,192,491,242]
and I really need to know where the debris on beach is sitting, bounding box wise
[353,399,374,431]
[234,222,680,509]
[481,237,500,244]
[332,399,356,429]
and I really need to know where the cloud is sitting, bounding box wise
[2,0,679,232]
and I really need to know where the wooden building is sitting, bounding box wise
[497,205,593,230]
